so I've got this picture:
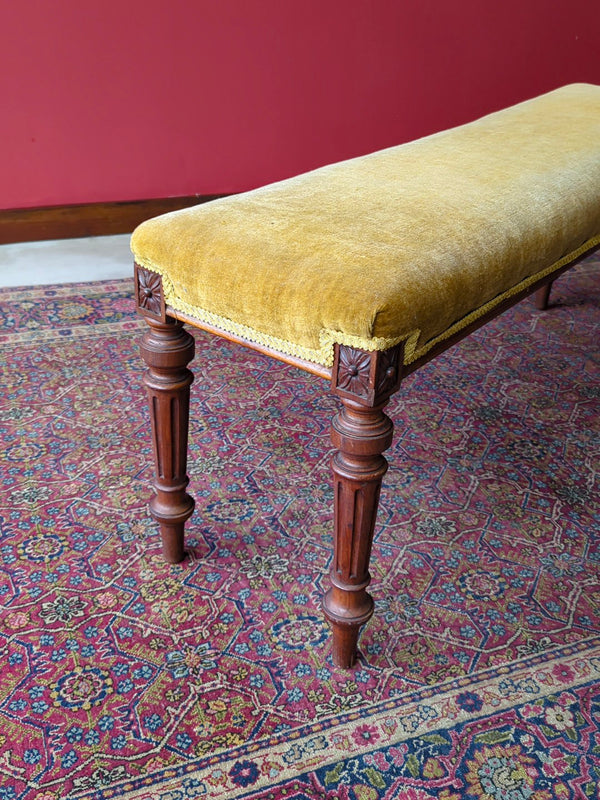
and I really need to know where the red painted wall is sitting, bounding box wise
[2,0,600,210]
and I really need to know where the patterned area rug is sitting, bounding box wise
[0,254,599,800]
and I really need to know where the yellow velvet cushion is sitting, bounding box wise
[132,83,600,368]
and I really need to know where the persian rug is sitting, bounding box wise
[0,253,598,800]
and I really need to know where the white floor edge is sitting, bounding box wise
[0,234,133,287]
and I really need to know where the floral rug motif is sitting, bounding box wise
[0,254,598,799]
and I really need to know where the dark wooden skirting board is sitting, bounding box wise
[0,196,226,244]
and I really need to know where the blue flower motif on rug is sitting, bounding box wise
[0,258,598,799]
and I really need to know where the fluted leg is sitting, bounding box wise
[140,318,195,562]
[323,398,394,667]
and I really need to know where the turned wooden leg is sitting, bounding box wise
[535,280,553,310]
[134,264,195,563]
[323,398,393,667]
[324,343,404,668]
[140,318,195,562]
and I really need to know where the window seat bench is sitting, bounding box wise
[131,83,600,668]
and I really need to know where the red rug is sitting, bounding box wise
[0,254,598,799]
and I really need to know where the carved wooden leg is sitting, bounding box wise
[323,398,393,667]
[139,318,195,563]
[324,343,404,668]
[535,280,553,310]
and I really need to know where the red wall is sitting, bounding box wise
[2,0,600,210]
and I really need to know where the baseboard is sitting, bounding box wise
[0,196,226,245]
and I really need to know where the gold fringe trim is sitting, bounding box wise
[406,235,600,365]
[133,235,599,369]
[133,253,333,365]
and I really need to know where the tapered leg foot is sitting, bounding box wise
[323,343,404,668]
[140,318,195,562]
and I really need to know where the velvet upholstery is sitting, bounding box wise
[132,83,600,368]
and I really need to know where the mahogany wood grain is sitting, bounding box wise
[324,398,394,667]
[324,343,404,666]
[139,318,195,563]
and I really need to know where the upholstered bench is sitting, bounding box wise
[132,83,600,668]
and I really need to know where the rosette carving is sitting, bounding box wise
[332,343,404,406]
[135,265,165,320]
[336,347,373,397]
[375,347,401,397]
